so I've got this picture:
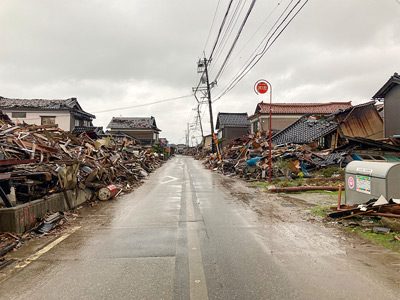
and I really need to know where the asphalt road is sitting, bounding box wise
[0,156,399,299]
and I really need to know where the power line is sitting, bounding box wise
[203,0,222,54]
[214,0,308,102]
[214,0,298,100]
[223,0,283,72]
[213,0,257,83]
[215,0,297,98]
[211,0,246,70]
[93,94,193,114]
[208,0,234,60]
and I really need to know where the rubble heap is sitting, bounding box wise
[203,134,350,180]
[0,122,163,207]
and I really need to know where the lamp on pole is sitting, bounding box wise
[254,79,273,182]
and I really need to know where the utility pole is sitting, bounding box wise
[186,122,190,147]
[193,57,215,153]
[196,103,204,139]
[193,94,205,140]
[203,58,216,153]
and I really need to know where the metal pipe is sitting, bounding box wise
[269,186,340,193]
[337,185,342,210]
[267,81,272,183]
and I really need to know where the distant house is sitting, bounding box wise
[216,112,250,147]
[248,101,353,134]
[176,144,186,154]
[372,72,400,138]
[107,116,161,145]
[0,96,95,132]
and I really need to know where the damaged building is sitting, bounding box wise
[272,100,384,150]
[248,101,352,134]
[216,112,250,148]
[107,116,161,146]
[0,96,96,132]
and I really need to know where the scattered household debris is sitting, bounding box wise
[329,197,400,220]
[202,134,350,182]
[35,212,65,234]
[0,122,164,208]
[199,101,400,185]
[0,233,20,258]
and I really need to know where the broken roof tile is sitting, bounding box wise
[255,101,352,115]
[272,115,338,145]
[107,117,161,131]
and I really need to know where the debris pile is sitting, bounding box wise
[0,122,163,207]
[329,196,400,220]
[203,134,350,181]
[201,101,400,184]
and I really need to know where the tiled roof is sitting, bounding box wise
[72,126,104,135]
[216,113,250,129]
[255,101,352,115]
[107,117,160,131]
[372,72,400,99]
[272,115,338,145]
[0,96,95,118]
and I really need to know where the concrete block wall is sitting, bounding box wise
[0,188,93,233]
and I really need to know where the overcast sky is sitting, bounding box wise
[0,0,399,144]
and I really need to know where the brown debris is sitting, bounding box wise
[0,122,164,207]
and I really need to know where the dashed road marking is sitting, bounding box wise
[160,176,179,184]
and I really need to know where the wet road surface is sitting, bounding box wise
[0,156,399,299]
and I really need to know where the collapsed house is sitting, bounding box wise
[203,100,400,180]
[272,101,384,150]
[248,101,353,134]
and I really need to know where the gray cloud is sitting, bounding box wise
[0,0,399,143]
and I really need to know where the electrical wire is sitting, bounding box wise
[209,0,234,60]
[211,0,246,70]
[215,0,297,98]
[213,0,297,100]
[213,0,308,102]
[213,0,257,83]
[223,0,283,72]
[203,0,222,54]
[93,94,193,114]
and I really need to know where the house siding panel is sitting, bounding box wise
[2,109,72,131]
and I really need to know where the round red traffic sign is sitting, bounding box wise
[255,80,269,94]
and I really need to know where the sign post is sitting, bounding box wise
[254,79,273,182]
